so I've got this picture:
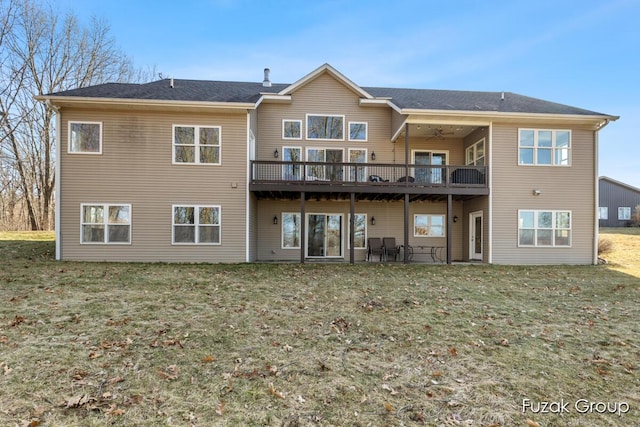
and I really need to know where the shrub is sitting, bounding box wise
[631,204,640,227]
[598,237,613,255]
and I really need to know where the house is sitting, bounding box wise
[37,63,618,265]
[598,176,640,227]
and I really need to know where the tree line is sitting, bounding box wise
[0,0,153,230]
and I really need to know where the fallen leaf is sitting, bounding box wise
[449,347,458,356]
[268,383,284,399]
[215,401,226,415]
[201,355,215,363]
[107,404,125,416]
[526,419,541,427]
[24,419,41,427]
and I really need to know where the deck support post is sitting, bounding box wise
[350,193,355,264]
[447,193,453,264]
[404,193,410,264]
[300,192,305,264]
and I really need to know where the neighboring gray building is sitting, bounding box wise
[599,176,640,227]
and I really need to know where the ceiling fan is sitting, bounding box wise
[426,127,455,140]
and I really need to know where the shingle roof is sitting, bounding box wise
[48,78,607,116]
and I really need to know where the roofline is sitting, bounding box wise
[400,108,619,126]
[34,95,257,111]
[599,176,640,194]
[278,63,374,99]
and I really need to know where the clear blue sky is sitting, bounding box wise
[58,0,640,188]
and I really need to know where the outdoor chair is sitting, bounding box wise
[367,237,384,262]
[368,175,389,183]
[383,237,400,261]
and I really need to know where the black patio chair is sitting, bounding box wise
[383,237,400,261]
[367,237,384,262]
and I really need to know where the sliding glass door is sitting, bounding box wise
[307,214,343,258]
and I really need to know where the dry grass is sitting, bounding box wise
[1,232,639,426]
[599,227,640,278]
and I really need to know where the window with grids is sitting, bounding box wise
[173,205,221,244]
[81,204,131,244]
[518,210,571,247]
[518,129,570,166]
[173,125,221,164]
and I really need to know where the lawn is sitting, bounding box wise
[0,231,638,426]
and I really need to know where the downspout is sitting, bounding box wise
[246,111,251,262]
[488,123,493,264]
[593,128,600,265]
[47,100,62,260]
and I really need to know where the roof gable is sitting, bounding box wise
[278,63,374,99]
[600,176,640,194]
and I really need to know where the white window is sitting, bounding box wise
[306,148,343,181]
[306,114,344,140]
[598,207,608,220]
[518,210,571,247]
[348,122,368,141]
[81,204,131,244]
[518,129,570,166]
[173,125,221,164]
[173,205,221,244]
[348,148,367,182]
[282,146,302,180]
[69,122,102,154]
[618,207,631,220]
[466,138,485,166]
[414,214,445,237]
[281,212,301,249]
[348,214,367,249]
[283,120,302,139]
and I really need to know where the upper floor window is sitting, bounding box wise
[518,210,571,247]
[173,205,221,244]
[307,114,344,140]
[348,122,368,141]
[69,122,102,154]
[173,125,221,164]
[518,129,570,166]
[283,120,302,139]
[618,207,631,220]
[466,138,485,166]
[81,203,131,244]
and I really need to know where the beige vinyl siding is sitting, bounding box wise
[256,199,464,262]
[257,73,392,164]
[491,123,596,264]
[59,108,248,262]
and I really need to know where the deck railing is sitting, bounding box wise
[250,161,487,188]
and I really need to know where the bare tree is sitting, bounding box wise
[0,0,154,230]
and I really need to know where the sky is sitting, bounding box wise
[56,0,640,188]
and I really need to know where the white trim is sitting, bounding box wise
[281,212,301,249]
[282,119,302,140]
[466,138,485,166]
[304,213,344,258]
[246,113,251,262]
[68,121,102,154]
[282,146,302,180]
[171,205,222,245]
[594,132,599,264]
[517,209,572,247]
[347,213,367,250]
[278,63,374,99]
[80,203,132,245]
[469,211,483,261]
[54,106,61,259]
[488,123,493,263]
[348,121,368,141]
[413,214,446,237]
[172,125,222,165]
[305,114,345,141]
[517,128,571,167]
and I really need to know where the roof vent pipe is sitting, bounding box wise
[262,68,271,87]
[501,91,504,101]
[170,78,174,88]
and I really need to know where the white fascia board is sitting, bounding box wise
[278,63,374,99]
[36,95,256,111]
